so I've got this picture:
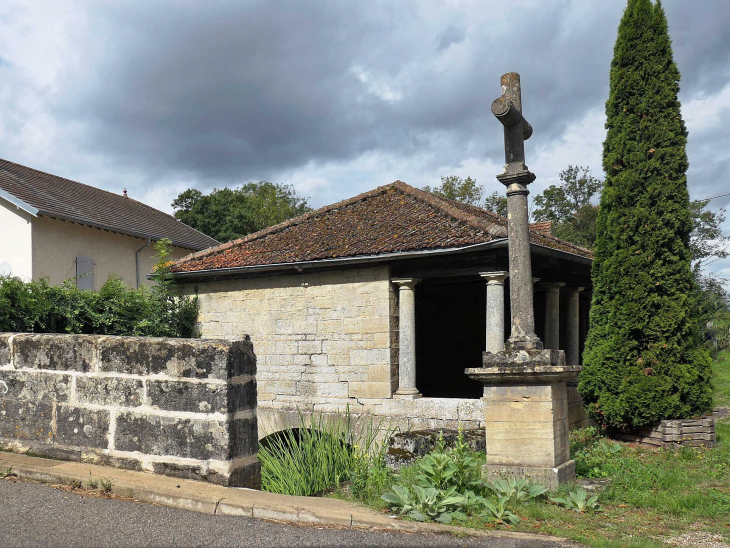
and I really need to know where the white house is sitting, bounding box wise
[0,158,219,289]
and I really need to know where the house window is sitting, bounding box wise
[76,256,95,290]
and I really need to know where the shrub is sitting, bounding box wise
[382,430,547,525]
[0,239,198,338]
[550,489,602,513]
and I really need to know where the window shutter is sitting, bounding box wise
[76,256,95,290]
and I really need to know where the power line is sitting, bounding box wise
[698,192,730,202]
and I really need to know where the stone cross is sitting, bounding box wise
[463,73,580,488]
[492,73,533,172]
[492,72,541,351]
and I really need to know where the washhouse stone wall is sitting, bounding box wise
[0,333,259,487]
[189,266,486,437]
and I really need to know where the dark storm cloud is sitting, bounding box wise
[11,0,730,203]
[52,0,627,185]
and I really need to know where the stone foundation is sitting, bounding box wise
[612,417,716,449]
[0,333,260,487]
[257,396,485,441]
[385,428,486,469]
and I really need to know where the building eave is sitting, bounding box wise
[165,240,592,282]
[165,241,503,281]
[0,188,38,217]
[528,243,593,265]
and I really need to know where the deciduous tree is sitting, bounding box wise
[172,182,311,243]
[533,166,602,248]
[423,176,484,206]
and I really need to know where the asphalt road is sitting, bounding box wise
[0,479,570,548]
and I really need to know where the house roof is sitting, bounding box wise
[171,181,592,274]
[0,158,219,251]
[529,221,553,236]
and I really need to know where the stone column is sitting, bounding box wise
[542,283,565,350]
[500,170,541,350]
[480,272,508,353]
[569,291,590,429]
[392,278,421,399]
[565,287,584,366]
[581,292,592,344]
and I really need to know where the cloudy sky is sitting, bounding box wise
[1,1,729,276]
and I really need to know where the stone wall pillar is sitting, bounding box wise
[480,272,508,353]
[542,283,564,350]
[565,287,584,366]
[392,278,421,399]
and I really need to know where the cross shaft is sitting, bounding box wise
[491,72,541,351]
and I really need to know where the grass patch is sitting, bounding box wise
[417,424,729,547]
[376,411,729,545]
[713,349,730,408]
[328,420,730,547]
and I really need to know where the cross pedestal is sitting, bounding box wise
[466,355,581,488]
[466,72,580,488]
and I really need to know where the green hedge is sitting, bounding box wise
[0,240,199,338]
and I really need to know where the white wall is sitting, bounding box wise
[31,215,191,289]
[0,199,33,280]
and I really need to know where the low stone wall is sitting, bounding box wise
[0,333,259,487]
[612,417,716,449]
[258,397,485,442]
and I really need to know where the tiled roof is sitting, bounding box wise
[529,221,553,236]
[172,181,592,273]
[0,158,219,251]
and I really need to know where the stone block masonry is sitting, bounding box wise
[188,266,400,432]
[0,332,259,488]
[187,265,590,441]
[612,417,716,449]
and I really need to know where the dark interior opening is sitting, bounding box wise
[415,278,485,398]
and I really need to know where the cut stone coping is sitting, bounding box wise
[0,451,569,543]
[465,365,582,384]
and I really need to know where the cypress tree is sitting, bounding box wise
[579,0,712,429]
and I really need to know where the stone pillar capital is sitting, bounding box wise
[566,286,585,295]
[532,277,541,285]
[479,271,508,285]
[392,278,420,289]
[542,282,566,294]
